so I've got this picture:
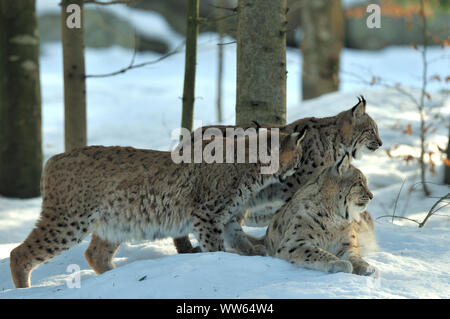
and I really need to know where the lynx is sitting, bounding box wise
[256,154,378,276]
[10,129,305,288]
[174,96,382,252]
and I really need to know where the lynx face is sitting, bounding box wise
[335,154,373,222]
[346,96,383,159]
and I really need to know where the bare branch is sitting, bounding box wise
[217,41,236,46]
[85,42,185,79]
[207,3,237,12]
[376,215,421,225]
[392,179,406,223]
[83,0,140,6]
[419,192,450,228]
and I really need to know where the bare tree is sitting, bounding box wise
[215,0,226,123]
[0,0,42,198]
[236,0,287,126]
[300,0,343,100]
[180,0,199,135]
[173,0,199,254]
[446,124,450,184]
[62,0,87,151]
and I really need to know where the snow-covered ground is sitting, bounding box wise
[1,4,449,298]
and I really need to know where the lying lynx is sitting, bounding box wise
[10,130,305,288]
[174,96,382,252]
[256,154,378,276]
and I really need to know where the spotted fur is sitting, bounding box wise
[10,130,306,288]
[254,154,378,276]
[174,97,382,252]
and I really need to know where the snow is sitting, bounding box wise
[1,6,450,298]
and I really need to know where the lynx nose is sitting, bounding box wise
[368,191,374,200]
[377,137,383,147]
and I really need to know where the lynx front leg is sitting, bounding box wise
[85,234,120,274]
[340,247,378,277]
[276,243,353,274]
[192,216,225,252]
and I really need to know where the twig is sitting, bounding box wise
[392,179,406,223]
[207,3,237,12]
[376,215,421,225]
[198,13,237,26]
[83,0,140,6]
[85,42,184,78]
[418,192,450,228]
[217,41,236,46]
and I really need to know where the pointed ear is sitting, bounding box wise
[251,120,262,131]
[351,95,366,118]
[335,153,350,175]
[291,128,307,147]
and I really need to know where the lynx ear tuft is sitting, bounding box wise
[351,95,366,118]
[251,120,262,131]
[291,129,307,147]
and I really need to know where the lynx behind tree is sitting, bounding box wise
[174,96,382,252]
[10,129,306,288]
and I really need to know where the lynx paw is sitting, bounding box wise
[328,260,353,274]
[359,264,379,277]
[251,244,267,256]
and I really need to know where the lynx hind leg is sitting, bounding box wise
[10,208,93,288]
[276,242,353,274]
[85,234,120,274]
[173,236,201,254]
[223,219,266,256]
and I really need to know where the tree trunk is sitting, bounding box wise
[61,0,87,151]
[236,0,287,126]
[300,0,343,100]
[0,0,42,198]
[445,126,450,184]
[174,0,199,254]
[216,0,226,123]
[180,0,199,135]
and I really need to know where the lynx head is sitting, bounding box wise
[337,96,382,159]
[276,129,307,179]
[334,153,373,222]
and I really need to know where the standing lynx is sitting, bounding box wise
[174,96,382,252]
[10,130,305,288]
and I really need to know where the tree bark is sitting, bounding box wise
[236,0,287,126]
[0,0,42,198]
[61,0,87,151]
[444,126,450,184]
[174,0,199,254]
[300,0,343,100]
[216,0,226,123]
[180,0,199,135]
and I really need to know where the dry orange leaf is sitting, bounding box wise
[430,75,441,82]
[403,124,413,135]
